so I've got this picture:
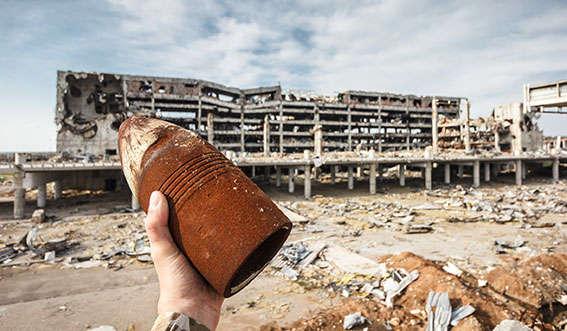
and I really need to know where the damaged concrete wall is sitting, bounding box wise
[494,103,543,154]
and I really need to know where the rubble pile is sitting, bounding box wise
[264,251,566,330]
[0,210,150,270]
[426,185,567,224]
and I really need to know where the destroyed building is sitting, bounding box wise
[55,71,462,157]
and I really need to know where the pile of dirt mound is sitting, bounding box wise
[384,252,512,329]
[485,253,567,327]
[260,298,423,331]
[262,252,566,330]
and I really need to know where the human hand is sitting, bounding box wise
[144,191,224,330]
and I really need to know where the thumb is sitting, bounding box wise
[144,191,179,261]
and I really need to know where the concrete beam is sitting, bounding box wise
[444,164,451,184]
[347,166,354,190]
[275,166,282,187]
[515,160,522,186]
[425,161,432,190]
[552,158,559,183]
[473,160,480,188]
[484,163,490,182]
[37,183,47,208]
[399,164,406,187]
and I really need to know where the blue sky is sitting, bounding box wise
[0,0,566,152]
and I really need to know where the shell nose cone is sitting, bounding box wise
[118,117,165,199]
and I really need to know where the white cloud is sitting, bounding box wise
[0,0,565,151]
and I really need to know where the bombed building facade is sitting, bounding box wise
[55,71,463,157]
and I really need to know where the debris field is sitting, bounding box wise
[1,173,566,330]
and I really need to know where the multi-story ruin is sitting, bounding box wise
[55,71,462,157]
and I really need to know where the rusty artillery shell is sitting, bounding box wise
[118,117,292,297]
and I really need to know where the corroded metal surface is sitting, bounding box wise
[118,117,292,297]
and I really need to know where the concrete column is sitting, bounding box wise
[369,149,376,194]
[425,162,432,190]
[347,166,354,190]
[304,150,311,199]
[314,125,322,157]
[207,112,214,144]
[378,164,384,182]
[264,166,270,184]
[494,130,501,152]
[288,167,295,193]
[330,165,336,185]
[432,97,439,155]
[37,183,47,208]
[356,166,362,179]
[552,158,559,183]
[457,165,464,178]
[399,164,406,187]
[252,166,256,179]
[276,166,282,187]
[515,160,522,186]
[444,164,451,184]
[13,153,25,219]
[473,160,480,188]
[465,100,471,153]
[131,193,141,211]
[484,163,490,182]
[54,180,62,200]
[491,163,500,178]
[522,162,527,180]
[263,115,270,156]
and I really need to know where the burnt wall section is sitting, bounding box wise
[55,70,462,156]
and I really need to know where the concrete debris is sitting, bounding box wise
[450,305,476,326]
[494,235,525,254]
[426,291,475,330]
[31,209,45,223]
[281,242,311,265]
[74,260,101,269]
[492,319,532,331]
[442,262,463,277]
[343,312,369,330]
[426,291,452,331]
[44,250,56,261]
[385,269,419,308]
[87,326,117,331]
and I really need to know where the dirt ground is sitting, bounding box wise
[0,171,566,330]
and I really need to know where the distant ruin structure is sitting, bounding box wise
[55,71,462,157]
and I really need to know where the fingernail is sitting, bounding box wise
[149,191,160,210]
